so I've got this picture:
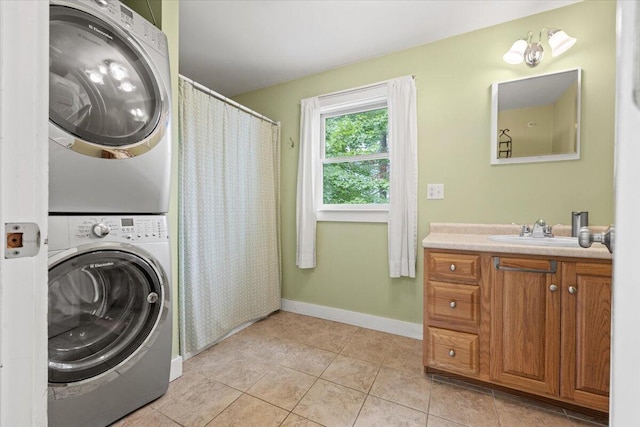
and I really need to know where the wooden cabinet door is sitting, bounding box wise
[561,262,611,412]
[490,257,560,396]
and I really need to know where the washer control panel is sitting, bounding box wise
[92,222,111,238]
[64,215,169,246]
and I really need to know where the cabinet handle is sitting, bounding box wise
[449,301,457,309]
[448,349,456,357]
[568,286,578,294]
[450,264,456,272]
[549,284,558,292]
[494,257,557,274]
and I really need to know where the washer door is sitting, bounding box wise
[49,5,166,157]
[48,248,165,385]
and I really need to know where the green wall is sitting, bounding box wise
[234,1,616,325]
[499,104,554,157]
[121,1,179,355]
[122,0,162,29]
[160,0,180,357]
[553,81,579,154]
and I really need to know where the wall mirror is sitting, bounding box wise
[491,68,581,165]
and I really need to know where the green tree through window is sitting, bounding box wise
[323,108,389,204]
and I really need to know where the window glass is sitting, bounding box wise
[323,159,389,204]
[325,108,388,158]
[321,107,389,206]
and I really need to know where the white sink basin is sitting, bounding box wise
[488,235,580,248]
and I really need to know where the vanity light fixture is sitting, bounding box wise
[503,28,576,67]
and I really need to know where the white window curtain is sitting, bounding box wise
[296,76,417,277]
[178,77,282,358]
[387,75,418,278]
[296,97,320,268]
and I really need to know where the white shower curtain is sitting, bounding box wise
[178,77,281,359]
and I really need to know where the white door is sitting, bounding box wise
[610,1,640,424]
[0,0,636,426]
[0,1,49,425]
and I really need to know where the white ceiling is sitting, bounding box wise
[179,0,580,97]
[498,69,579,110]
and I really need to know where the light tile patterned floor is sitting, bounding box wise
[112,311,609,427]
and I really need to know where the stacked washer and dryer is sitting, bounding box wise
[47,1,173,426]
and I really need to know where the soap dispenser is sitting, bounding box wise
[571,211,589,237]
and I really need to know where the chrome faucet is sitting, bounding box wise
[522,219,554,238]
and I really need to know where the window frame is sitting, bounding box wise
[316,84,390,223]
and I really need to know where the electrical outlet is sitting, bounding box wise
[427,183,445,200]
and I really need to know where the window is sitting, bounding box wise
[316,84,390,222]
[297,76,417,274]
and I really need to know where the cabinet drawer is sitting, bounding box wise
[427,281,480,328]
[427,252,480,283]
[427,327,479,376]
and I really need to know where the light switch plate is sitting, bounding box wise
[427,183,445,200]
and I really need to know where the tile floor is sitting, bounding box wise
[112,311,609,427]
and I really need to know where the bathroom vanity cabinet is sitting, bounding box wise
[424,249,611,414]
[490,256,561,396]
[559,261,611,412]
[424,251,489,378]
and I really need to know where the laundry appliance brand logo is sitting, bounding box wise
[89,24,113,40]
[90,262,114,269]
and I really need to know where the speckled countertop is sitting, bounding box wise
[422,223,612,260]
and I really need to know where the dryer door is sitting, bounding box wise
[48,247,167,385]
[49,5,167,157]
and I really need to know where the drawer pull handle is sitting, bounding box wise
[448,349,456,357]
[569,286,578,294]
[494,257,557,274]
[450,264,456,272]
[449,301,457,309]
[549,284,558,292]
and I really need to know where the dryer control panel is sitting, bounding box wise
[71,0,168,56]
[50,215,169,249]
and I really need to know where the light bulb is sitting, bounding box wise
[503,39,528,64]
[548,29,577,57]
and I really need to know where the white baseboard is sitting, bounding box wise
[169,355,183,382]
[281,299,423,340]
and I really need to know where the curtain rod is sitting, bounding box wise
[179,75,279,126]
[316,74,416,100]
